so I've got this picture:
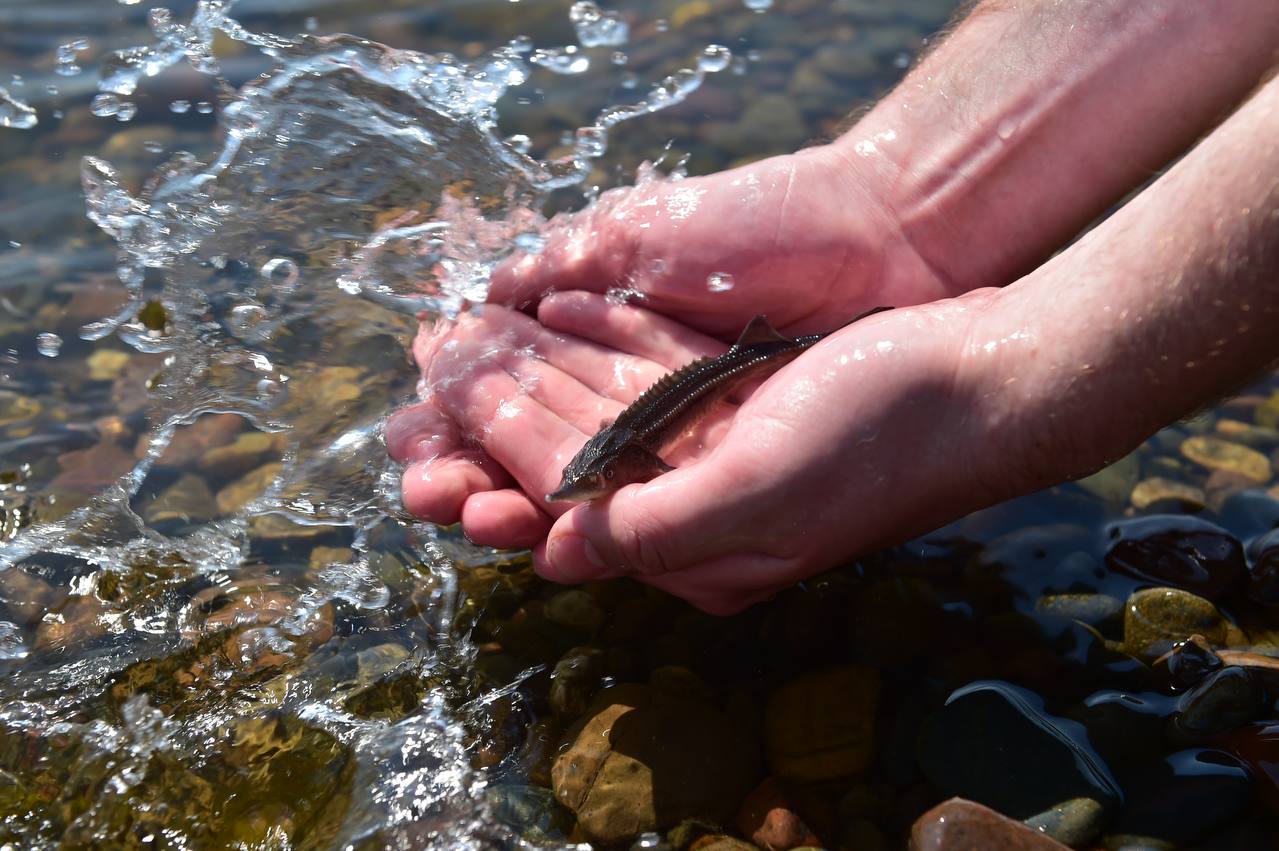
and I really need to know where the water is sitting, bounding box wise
[4,0,1276,848]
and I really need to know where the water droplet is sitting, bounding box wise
[530,47,589,75]
[706,272,735,292]
[997,118,1017,140]
[35,332,62,357]
[743,0,773,10]
[169,99,190,114]
[698,45,732,73]
[570,1,629,47]
[91,93,122,117]
[260,257,299,291]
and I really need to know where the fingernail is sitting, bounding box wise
[545,534,607,582]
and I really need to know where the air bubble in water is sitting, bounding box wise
[698,45,732,73]
[143,139,165,153]
[576,126,607,158]
[654,19,669,32]
[706,272,735,292]
[36,332,62,357]
[0,87,37,129]
[304,16,318,32]
[195,101,214,114]
[570,1,629,48]
[169,99,190,114]
[743,0,774,11]
[611,51,628,65]
[260,257,299,290]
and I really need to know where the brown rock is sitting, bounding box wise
[216,462,284,514]
[910,798,1071,850]
[765,665,880,783]
[1180,436,1271,483]
[551,683,761,844]
[736,778,821,851]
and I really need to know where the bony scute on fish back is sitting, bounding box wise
[547,307,893,503]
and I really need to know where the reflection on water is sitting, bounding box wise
[4,0,1278,848]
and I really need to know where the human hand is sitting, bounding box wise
[388,289,1023,613]
[489,145,955,337]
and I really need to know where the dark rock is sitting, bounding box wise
[1034,593,1124,635]
[1246,527,1279,606]
[1110,749,1253,842]
[765,665,880,783]
[1104,515,1245,600]
[909,798,1072,850]
[1160,634,1224,690]
[1173,666,1263,738]
[1069,690,1174,769]
[917,681,1121,819]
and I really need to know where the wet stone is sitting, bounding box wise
[548,646,604,720]
[1034,593,1124,635]
[917,681,1121,819]
[765,665,879,784]
[1246,527,1279,606]
[142,472,217,525]
[86,348,130,381]
[1173,666,1263,738]
[196,430,287,479]
[1180,435,1272,483]
[1101,836,1174,850]
[216,462,284,514]
[1023,797,1107,848]
[543,589,605,632]
[1076,452,1139,505]
[1129,477,1206,512]
[1215,417,1279,448]
[551,683,761,844]
[1160,634,1224,689]
[1105,514,1245,600]
[735,777,822,851]
[1070,690,1174,769]
[910,798,1073,851]
[1122,587,1227,662]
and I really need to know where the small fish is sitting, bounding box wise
[546,306,893,502]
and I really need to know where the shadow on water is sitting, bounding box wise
[1,0,1279,848]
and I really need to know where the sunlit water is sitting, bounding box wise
[3,1,1278,849]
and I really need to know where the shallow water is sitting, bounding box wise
[2,1,1279,849]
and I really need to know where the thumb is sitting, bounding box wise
[537,460,754,583]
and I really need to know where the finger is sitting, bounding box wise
[540,456,761,582]
[502,354,626,436]
[538,291,726,368]
[431,362,590,504]
[488,196,641,309]
[461,489,552,549]
[385,401,461,464]
[400,452,513,524]
[636,566,786,616]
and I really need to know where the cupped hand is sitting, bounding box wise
[489,145,955,337]
[389,289,1024,614]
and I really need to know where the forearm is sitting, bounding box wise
[837,0,1279,294]
[978,72,1279,489]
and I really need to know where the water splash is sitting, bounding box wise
[0,86,37,129]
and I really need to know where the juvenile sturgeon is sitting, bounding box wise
[546,306,893,502]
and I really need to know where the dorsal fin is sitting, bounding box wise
[732,315,789,350]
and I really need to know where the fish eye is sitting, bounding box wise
[603,465,615,480]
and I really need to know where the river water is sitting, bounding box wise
[2,1,1278,849]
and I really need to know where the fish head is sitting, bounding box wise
[546,430,672,503]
